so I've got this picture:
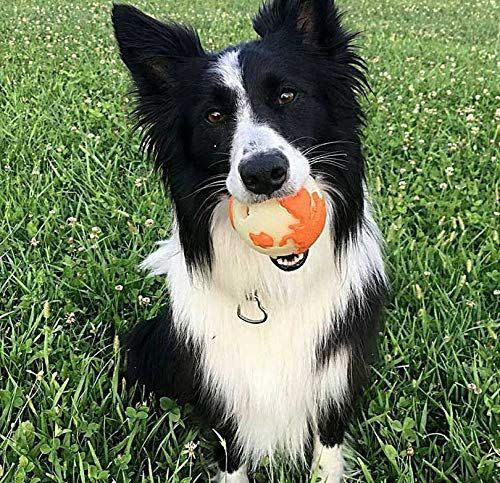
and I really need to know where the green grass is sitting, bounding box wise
[0,0,498,481]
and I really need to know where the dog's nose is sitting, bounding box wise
[239,149,289,195]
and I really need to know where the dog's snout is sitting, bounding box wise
[239,149,289,195]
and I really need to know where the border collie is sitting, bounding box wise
[112,1,387,480]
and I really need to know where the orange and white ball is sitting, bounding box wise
[228,177,327,257]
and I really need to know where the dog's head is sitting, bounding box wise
[113,0,367,274]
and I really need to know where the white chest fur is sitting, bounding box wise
[141,199,384,464]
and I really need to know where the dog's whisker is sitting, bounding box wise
[180,176,227,199]
[308,152,350,170]
[309,157,347,164]
[309,158,349,170]
[193,188,227,224]
[207,158,230,168]
[189,181,227,198]
[288,136,317,147]
[308,151,348,159]
[302,140,354,156]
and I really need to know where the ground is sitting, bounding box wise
[0,0,498,481]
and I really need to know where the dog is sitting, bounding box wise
[112,0,387,481]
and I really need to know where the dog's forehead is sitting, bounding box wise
[213,46,313,104]
[212,48,247,101]
[212,45,278,99]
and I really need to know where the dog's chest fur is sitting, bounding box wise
[142,199,384,462]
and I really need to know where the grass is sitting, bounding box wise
[0,0,498,481]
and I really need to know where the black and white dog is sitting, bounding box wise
[112,0,387,480]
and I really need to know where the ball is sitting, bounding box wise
[228,177,327,257]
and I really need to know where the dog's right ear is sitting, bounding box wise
[112,4,205,94]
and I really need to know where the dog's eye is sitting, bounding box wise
[206,110,226,124]
[277,90,296,106]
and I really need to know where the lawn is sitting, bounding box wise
[0,0,498,481]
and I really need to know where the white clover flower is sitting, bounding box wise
[183,441,198,460]
[138,295,151,306]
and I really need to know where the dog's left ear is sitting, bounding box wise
[253,0,343,49]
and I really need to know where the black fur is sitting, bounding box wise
[125,308,197,403]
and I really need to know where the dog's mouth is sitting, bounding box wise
[270,250,309,271]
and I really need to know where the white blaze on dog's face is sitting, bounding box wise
[214,49,310,204]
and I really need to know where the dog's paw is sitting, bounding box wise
[313,443,344,482]
[214,465,249,483]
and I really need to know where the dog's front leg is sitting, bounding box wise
[312,409,346,482]
[213,425,249,482]
[214,465,249,483]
